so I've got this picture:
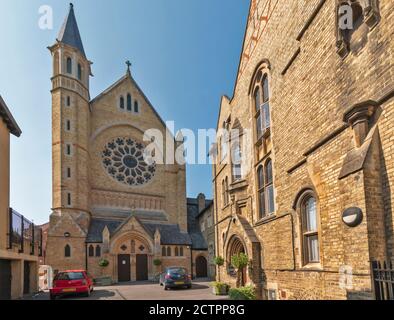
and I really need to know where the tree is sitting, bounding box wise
[231,253,248,288]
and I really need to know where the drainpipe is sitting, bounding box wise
[85,243,88,272]
[190,247,193,280]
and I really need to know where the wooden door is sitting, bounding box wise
[136,254,148,281]
[118,254,131,282]
[196,256,208,278]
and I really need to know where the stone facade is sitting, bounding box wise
[0,96,39,300]
[213,0,394,300]
[46,4,213,283]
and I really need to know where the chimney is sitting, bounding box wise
[197,193,206,213]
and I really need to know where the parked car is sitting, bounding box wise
[159,267,192,290]
[50,270,94,300]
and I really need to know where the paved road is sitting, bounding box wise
[28,280,228,301]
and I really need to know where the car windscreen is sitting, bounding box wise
[54,272,85,280]
[168,268,187,275]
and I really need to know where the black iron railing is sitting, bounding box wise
[8,208,42,256]
[371,260,394,300]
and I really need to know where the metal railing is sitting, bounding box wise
[8,208,42,256]
[371,260,394,300]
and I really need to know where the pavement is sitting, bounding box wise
[27,280,228,301]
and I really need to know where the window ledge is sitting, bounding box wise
[230,179,248,191]
[300,263,322,271]
[254,214,276,226]
[255,128,271,146]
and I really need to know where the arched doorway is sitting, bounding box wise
[195,256,208,278]
[227,236,247,286]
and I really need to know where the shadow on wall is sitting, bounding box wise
[346,290,374,300]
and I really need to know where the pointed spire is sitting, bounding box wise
[57,3,86,57]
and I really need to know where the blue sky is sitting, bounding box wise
[0,0,249,224]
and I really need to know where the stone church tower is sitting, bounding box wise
[45,4,206,282]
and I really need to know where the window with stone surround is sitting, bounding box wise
[134,100,139,113]
[180,247,184,256]
[162,246,166,256]
[65,244,71,257]
[127,93,132,111]
[257,158,275,219]
[95,245,101,257]
[88,245,94,257]
[77,63,82,81]
[253,72,270,139]
[231,143,242,182]
[66,57,72,74]
[119,96,125,110]
[166,247,171,256]
[300,194,320,265]
[175,247,179,256]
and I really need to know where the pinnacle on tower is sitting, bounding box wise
[57,3,86,57]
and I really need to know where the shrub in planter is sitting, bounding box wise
[98,259,109,267]
[213,256,225,267]
[211,282,230,296]
[153,259,162,267]
[229,286,256,300]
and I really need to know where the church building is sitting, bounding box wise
[213,0,394,300]
[46,4,210,282]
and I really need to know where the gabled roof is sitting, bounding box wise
[57,3,86,57]
[89,72,168,130]
[0,95,22,137]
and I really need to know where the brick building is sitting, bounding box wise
[0,96,41,299]
[46,4,210,282]
[212,0,394,299]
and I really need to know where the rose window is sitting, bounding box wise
[101,137,156,186]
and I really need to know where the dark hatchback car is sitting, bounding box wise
[159,267,192,290]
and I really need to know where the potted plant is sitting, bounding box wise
[211,281,230,296]
[231,253,249,288]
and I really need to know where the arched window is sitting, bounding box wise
[65,244,71,257]
[120,96,125,109]
[301,196,319,264]
[221,179,226,207]
[253,74,270,138]
[232,143,242,181]
[257,159,275,219]
[66,57,72,74]
[162,246,166,257]
[134,101,139,113]
[175,247,179,256]
[167,247,171,256]
[88,245,94,257]
[225,177,229,205]
[180,247,184,256]
[265,159,274,214]
[95,245,101,257]
[77,64,82,80]
[127,94,132,111]
[257,166,265,218]
[66,96,71,107]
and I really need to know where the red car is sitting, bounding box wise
[50,270,94,300]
